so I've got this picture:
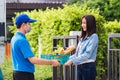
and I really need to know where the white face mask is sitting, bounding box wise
[26,25,31,33]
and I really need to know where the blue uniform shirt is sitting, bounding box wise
[70,33,98,65]
[11,32,34,73]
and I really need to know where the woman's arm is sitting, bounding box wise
[69,34,98,65]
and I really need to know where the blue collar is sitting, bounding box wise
[80,36,90,42]
[16,32,26,39]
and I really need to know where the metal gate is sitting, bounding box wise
[108,33,120,80]
[52,36,79,80]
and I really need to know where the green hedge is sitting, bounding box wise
[0,60,13,80]
[104,20,120,50]
[0,60,52,80]
[8,4,111,80]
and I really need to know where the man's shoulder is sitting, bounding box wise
[11,35,27,44]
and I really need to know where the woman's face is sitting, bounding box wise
[81,18,87,31]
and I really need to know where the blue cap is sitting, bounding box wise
[15,14,37,27]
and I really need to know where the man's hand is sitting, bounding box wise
[51,60,60,66]
[64,60,73,66]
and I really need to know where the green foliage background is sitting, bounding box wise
[67,0,120,21]
[0,60,52,80]
[6,4,120,80]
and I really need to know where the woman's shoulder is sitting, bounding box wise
[90,33,98,39]
[91,33,98,37]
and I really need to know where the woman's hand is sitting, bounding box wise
[64,60,73,66]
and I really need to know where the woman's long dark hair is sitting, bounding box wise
[80,14,96,39]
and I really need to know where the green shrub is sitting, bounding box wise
[104,20,120,33]
[35,65,52,80]
[0,60,52,80]
[104,20,120,50]
[0,60,13,80]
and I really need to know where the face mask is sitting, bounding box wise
[26,25,31,33]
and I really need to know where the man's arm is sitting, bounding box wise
[28,57,60,66]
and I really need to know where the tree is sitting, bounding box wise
[67,0,120,21]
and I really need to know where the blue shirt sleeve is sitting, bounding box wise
[70,34,98,64]
[69,53,76,60]
[19,39,34,59]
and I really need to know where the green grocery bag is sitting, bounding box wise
[0,68,4,80]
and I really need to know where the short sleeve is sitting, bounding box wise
[19,39,34,58]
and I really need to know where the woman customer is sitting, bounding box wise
[64,14,98,80]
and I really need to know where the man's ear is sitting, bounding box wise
[21,23,25,26]
[21,23,27,28]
